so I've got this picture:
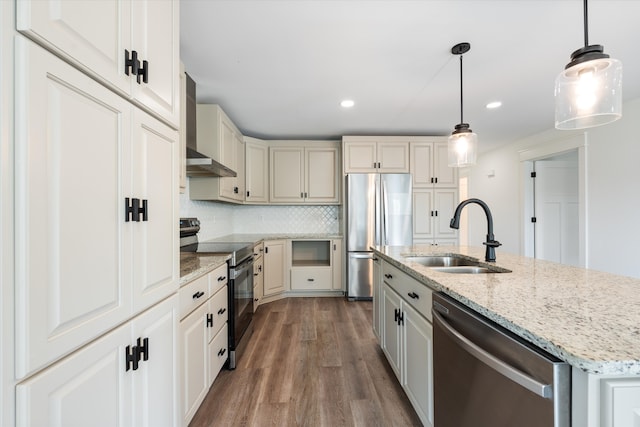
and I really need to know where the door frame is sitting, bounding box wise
[518,133,587,267]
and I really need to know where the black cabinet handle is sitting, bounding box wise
[218,276,226,282]
[206,313,213,327]
[408,292,419,300]
[254,272,259,276]
[234,186,239,194]
[124,49,139,76]
[384,274,393,279]
[136,59,148,84]
[192,291,205,299]
[247,191,250,197]
[394,308,399,322]
[218,308,226,315]
[218,348,227,357]
[307,278,315,282]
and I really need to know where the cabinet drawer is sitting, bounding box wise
[253,242,264,260]
[207,286,228,341]
[208,323,228,385]
[291,267,332,290]
[179,274,210,320]
[209,263,228,295]
[382,262,432,321]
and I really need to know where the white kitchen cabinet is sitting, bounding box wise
[245,137,269,203]
[410,139,457,188]
[189,104,245,203]
[380,261,434,427]
[290,239,343,291]
[16,0,180,127]
[372,255,382,341]
[179,264,229,427]
[413,188,459,246]
[263,240,287,296]
[269,143,340,204]
[16,294,178,427]
[342,137,410,173]
[179,63,187,193]
[573,370,640,427]
[14,37,178,379]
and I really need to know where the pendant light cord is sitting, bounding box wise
[459,55,464,123]
[583,0,589,47]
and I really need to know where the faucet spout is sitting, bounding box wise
[450,198,501,262]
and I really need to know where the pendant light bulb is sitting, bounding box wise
[448,42,477,168]
[555,0,622,130]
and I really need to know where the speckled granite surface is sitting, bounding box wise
[373,245,640,376]
[205,233,343,243]
[179,253,230,286]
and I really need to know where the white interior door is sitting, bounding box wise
[534,155,579,265]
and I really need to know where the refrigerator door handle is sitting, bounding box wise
[349,252,375,259]
[375,175,381,246]
[381,178,389,245]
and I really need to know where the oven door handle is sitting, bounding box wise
[230,257,254,279]
[432,310,553,399]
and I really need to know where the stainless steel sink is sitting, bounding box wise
[430,266,508,274]
[404,256,479,267]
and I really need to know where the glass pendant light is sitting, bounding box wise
[555,0,622,130]
[448,42,478,168]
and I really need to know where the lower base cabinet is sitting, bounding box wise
[16,295,179,427]
[179,267,228,427]
[379,261,434,427]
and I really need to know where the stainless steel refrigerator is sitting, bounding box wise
[346,174,412,299]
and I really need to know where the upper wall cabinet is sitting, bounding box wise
[189,105,245,203]
[410,138,457,188]
[343,137,409,173]
[16,0,180,128]
[270,142,340,204]
[245,137,269,204]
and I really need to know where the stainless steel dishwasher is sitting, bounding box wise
[432,293,571,427]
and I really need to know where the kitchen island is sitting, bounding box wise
[373,245,640,427]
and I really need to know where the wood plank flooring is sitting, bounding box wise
[189,297,422,427]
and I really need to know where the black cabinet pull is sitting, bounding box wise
[435,177,438,184]
[124,49,139,76]
[394,308,399,322]
[217,308,226,315]
[125,197,148,222]
[398,312,404,325]
[217,348,227,357]
[218,276,226,282]
[137,337,149,362]
[125,345,138,371]
[206,313,213,327]
[247,191,250,197]
[434,210,438,217]
[307,278,315,282]
[265,247,269,254]
[254,272,259,276]
[192,291,205,299]
[384,273,393,279]
[234,186,239,194]
[136,59,148,84]
[408,292,419,299]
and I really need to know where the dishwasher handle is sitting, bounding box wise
[432,309,553,399]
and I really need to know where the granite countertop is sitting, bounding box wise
[204,233,343,243]
[179,252,230,286]
[372,245,640,376]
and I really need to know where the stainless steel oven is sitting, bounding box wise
[432,293,571,427]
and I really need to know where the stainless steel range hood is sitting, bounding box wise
[185,73,236,178]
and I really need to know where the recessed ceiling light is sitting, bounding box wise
[340,99,355,108]
[486,101,502,109]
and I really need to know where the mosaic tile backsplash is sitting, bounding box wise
[180,182,341,241]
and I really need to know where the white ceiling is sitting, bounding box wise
[180,0,640,153]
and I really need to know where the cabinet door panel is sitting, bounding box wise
[413,189,434,239]
[180,303,208,426]
[130,0,180,126]
[378,142,409,172]
[16,323,130,427]
[131,110,178,313]
[132,295,178,427]
[403,303,434,427]
[263,240,286,296]
[208,323,229,386]
[410,143,434,187]
[306,148,339,203]
[14,38,131,378]
[343,141,377,173]
[245,141,268,203]
[16,0,132,95]
[382,284,402,381]
[433,142,457,187]
[434,190,458,239]
[270,148,303,203]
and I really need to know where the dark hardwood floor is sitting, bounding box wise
[189,297,422,427]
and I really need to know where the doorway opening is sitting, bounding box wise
[520,134,587,267]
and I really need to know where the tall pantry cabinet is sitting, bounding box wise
[5,1,181,425]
